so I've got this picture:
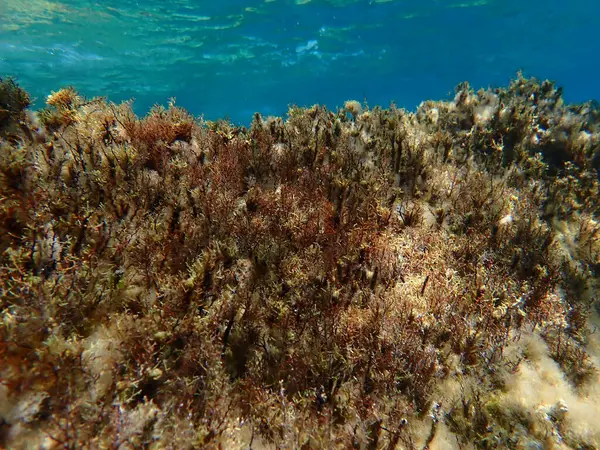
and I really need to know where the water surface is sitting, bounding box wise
[1,0,598,122]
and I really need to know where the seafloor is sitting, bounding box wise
[1,75,599,449]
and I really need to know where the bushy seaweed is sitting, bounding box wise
[0,77,31,140]
[1,76,599,449]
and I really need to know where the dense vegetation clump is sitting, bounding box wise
[0,77,31,140]
[1,74,599,449]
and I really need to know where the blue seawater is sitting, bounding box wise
[1,0,598,123]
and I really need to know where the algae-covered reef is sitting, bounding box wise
[1,74,600,449]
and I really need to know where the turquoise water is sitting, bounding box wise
[1,0,598,123]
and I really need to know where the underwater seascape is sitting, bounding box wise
[2,0,600,449]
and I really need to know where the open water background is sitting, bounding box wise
[1,0,598,123]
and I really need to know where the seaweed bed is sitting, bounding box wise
[1,74,600,449]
